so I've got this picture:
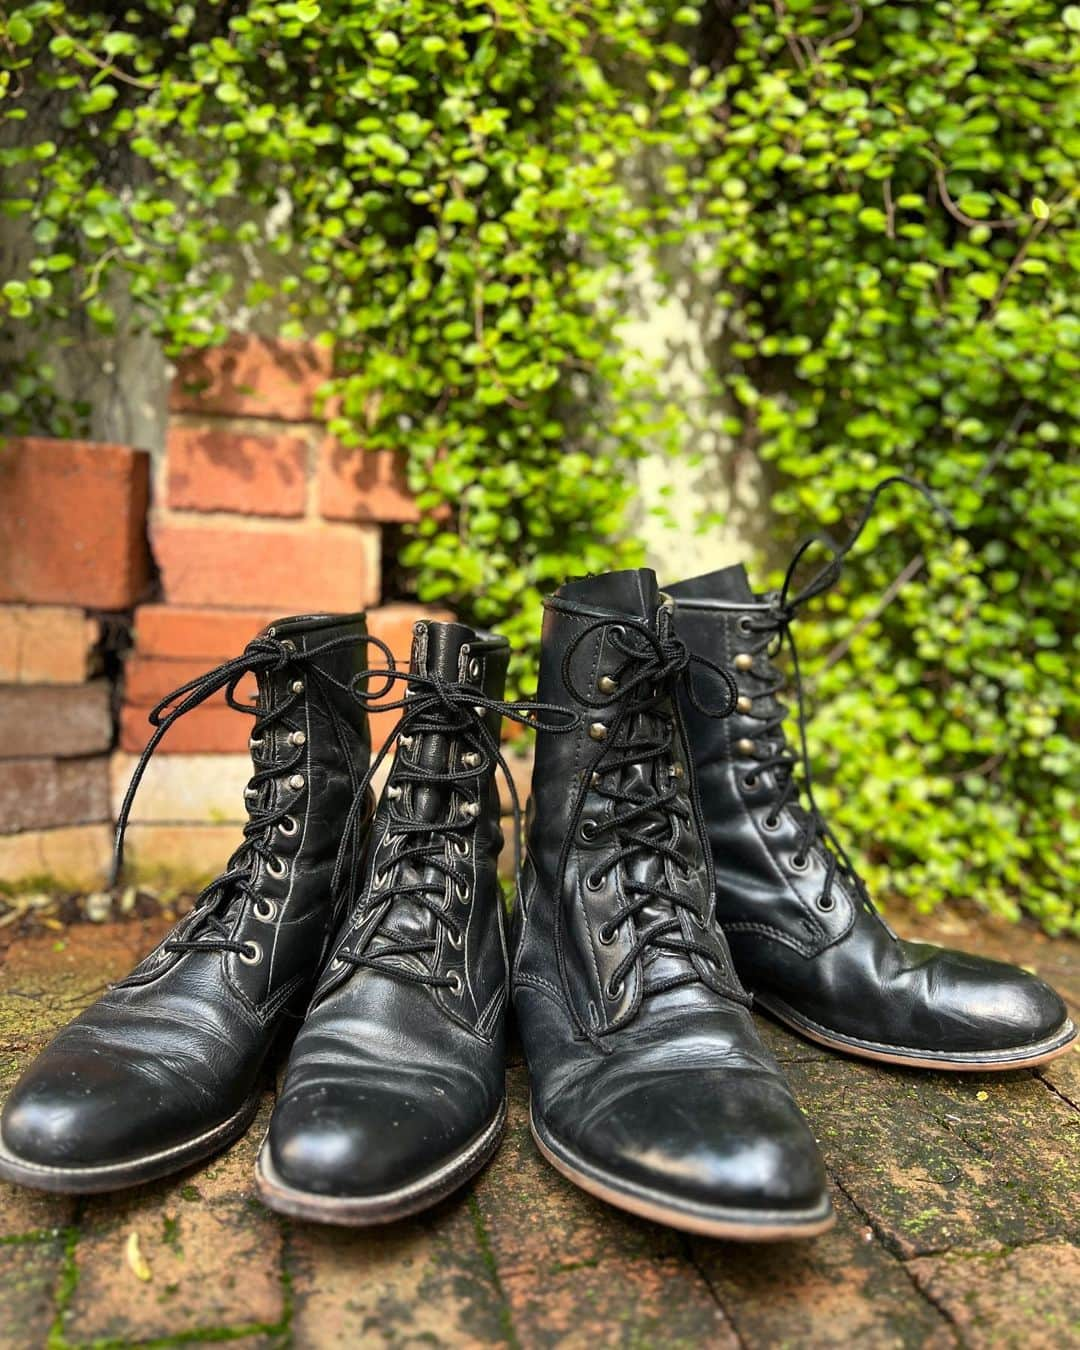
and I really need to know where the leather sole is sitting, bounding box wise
[254,1097,507,1226]
[756,995,1078,1071]
[0,1091,263,1195]
[529,1104,835,1241]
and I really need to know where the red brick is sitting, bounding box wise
[133,605,279,661]
[166,422,309,517]
[0,605,99,684]
[0,683,112,758]
[0,437,150,609]
[153,522,379,611]
[123,654,257,708]
[0,756,109,834]
[121,701,249,754]
[169,335,332,422]
[319,438,419,523]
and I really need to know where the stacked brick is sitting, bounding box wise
[0,439,151,887]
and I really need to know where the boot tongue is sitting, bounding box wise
[668,564,756,604]
[558,568,662,627]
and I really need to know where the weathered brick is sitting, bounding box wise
[0,437,150,609]
[120,701,249,755]
[122,823,245,885]
[0,757,109,834]
[785,1055,1080,1260]
[166,422,309,517]
[170,335,332,422]
[319,439,419,523]
[693,1192,955,1349]
[907,1240,1080,1349]
[109,752,250,824]
[289,1200,508,1348]
[153,522,379,611]
[0,823,111,889]
[0,1239,65,1347]
[0,683,112,758]
[503,1257,735,1349]
[133,604,281,661]
[0,606,99,684]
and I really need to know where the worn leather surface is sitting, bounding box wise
[1,613,372,1169]
[267,621,509,1198]
[670,566,1070,1056]
[513,569,829,1218]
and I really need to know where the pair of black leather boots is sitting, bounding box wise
[0,551,1073,1239]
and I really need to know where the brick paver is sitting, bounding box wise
[0,906,1076,1348]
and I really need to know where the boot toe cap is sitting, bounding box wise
[544,1068,828,1218]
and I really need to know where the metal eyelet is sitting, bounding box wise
[579,820,598,842]
[462,801,481,819]
[742,774,759,790]
[597,923,616,946]
[585,871,605,892]
[761,813,781,832]
[818,893,836,911]
[280,638,297,653]
[454,880,470,902]
[606,977,624,1000]
[462,751,482,769]
[266,856,287,879]
[291,679,304,694]
[790,852,809,872]
[278,815,299,836]
[737,615,755,634]
[447,971,463,996]
[249,736,264,751]
[468,658,481,680]
[253,898,278,923]
[399,735,415,750]
[447,928,464,949]
[330,956,346,972]
[374,869,388,890]
[452,838,470,858]
[239,940,263,966]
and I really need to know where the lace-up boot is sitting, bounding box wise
[512,569,832,1240]
[670,483,1074,1070]
[0,613,371,1193]
[258,619,543,1224]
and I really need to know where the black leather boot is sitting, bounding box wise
[257,619,549,1225]
[669,484,1075,1072]
[0,613,371,1193]
[512,569,833,1240]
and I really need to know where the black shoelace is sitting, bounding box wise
[329,640,578,991]
[111,633,357,962]
[550,603,750,1047]
[740,475,954,913]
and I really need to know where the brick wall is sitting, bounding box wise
[0,336,456,890]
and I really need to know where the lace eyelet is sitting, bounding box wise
[266,855,287,879]
[454,880,470,902]
[447,928,464,949]
[373,869,388,890]
[818,894,836,911]
[239,940,263,966]
[579,820,598,842]
[737,615,755,634]
[761,813,781,832]
[278,815,299,837]
[585,871,605,892]
[447,971,463,996]
[452,838,470,858]
[790,852,809,872]
[606,977,624,1000]
[597,923,616,945]
[742,774,759,790]
[253,898,277,923]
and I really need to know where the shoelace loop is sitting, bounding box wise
[550,604,749,1047]
[330,639,579,991]
[740,475,954,911]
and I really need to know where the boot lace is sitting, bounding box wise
[550,603,751,1044]
[112,633,357,961]
[329,639,578,991]
[739,475,953,913]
